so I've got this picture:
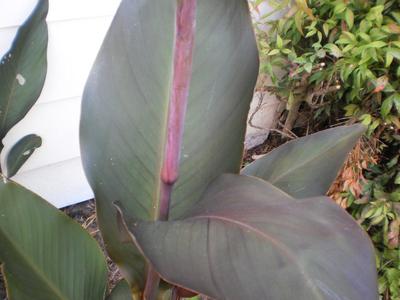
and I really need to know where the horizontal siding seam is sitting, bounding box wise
[13,155,82,176]
[35,95,82,107]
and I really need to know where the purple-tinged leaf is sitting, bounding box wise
[242,124,366,198]
[80,0,258,288]
[118,174,378,300]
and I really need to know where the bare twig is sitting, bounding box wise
[248,92,266,130]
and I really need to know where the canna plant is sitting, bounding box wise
[79,0,379,299]
[0,0,381,299]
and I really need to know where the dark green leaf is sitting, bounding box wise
[0,0,48,145]
[6,134,41,177]
[80,0,259,287]
[394,94,400,112]
[118,174,378,300]
[241,125,365,198]
[387,156,398,169]
[304,62,312,73]
[381,97,393,117]
[0,176,108,299]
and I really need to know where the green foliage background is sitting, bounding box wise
[254,0,400,298]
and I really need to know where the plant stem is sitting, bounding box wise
[171,287,180,300]
[284,97,301,132]
[159,0,197,220]
[0,144,3,174]
[143,1,197,299]
[142,267,160,300]
[158,182,173,221]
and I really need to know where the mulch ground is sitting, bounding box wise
[0,272,5,300]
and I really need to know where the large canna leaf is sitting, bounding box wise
[242,124,366,198]
[118,174,378,300]
[0,176,108,300]
[0,0,48,150]
[80,0,259,287]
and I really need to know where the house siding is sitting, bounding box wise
[0,0,120,207]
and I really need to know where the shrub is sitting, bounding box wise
[334,136,400,300]
[255,0,400,298]
[256,0,400,135]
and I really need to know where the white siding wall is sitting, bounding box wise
[0,1,275,208]
[0,0,121,207]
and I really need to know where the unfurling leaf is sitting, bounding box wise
[6,134,42,177]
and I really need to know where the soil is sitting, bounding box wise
[242,131,287,166]
[0,272,5,300]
